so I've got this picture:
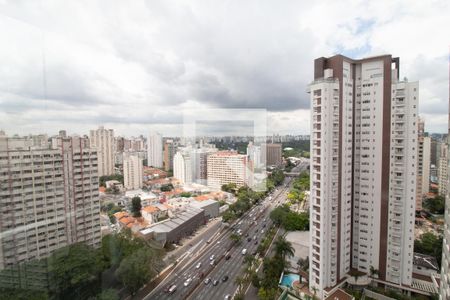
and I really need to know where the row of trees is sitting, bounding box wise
[270,205,309,231]
[254,236,295,300]
[2,229,165,300]
[221,186,267,223]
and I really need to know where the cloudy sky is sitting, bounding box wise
[0,0,448,137]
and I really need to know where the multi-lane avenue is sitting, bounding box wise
[144,160,309,300]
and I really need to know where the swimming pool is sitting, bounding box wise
[280,273,299,287]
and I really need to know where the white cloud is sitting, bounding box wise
[0,0,448,136]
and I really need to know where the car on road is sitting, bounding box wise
[247,237,251,242]
[222,275,229,282]
[213,279,219,286]
[168,284,177,294]
[196,262,201,269]
[210,259,216,266]
[224,295,232,300]
[225,253,231,260]
[184,278,192,287]
[210,254,215,260]
[242,248,247,255]
[204,278,211,285]
[254,240,258,245]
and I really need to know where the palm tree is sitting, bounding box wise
[274,236,295,261]
[235,275,246,294]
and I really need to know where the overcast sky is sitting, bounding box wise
[0,0,448,137]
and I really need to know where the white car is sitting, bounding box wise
[210,254,215,260]
[184,277,192,287]
[196,262,201,269]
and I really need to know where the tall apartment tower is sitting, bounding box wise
[309,55,418,298]
[147,132,163,168]
[264,143,283,166]
[422,136,431,194]
[173,150,192,184]
[438,142,448,197]
[89,126,114,177]
[123,152,143,190]
[0,135,101,288]
[163,140,176,171]
[416,117,425,211]
[440,88,450,300]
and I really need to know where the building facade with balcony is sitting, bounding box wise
[309,54,418,299]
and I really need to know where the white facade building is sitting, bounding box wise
[309,55,418,298]
[89,126,115,176]
[147,132,163,168]
[438,142,448,196]
[173,150,192,184]
[441,110,450,300]
[207,151,250,190]
[422,136,431,195]
[123,152,143,190]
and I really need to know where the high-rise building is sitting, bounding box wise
[440,90,450,300]
[89,126,114,176]
[309,54,418,298]
[123,152,143,190]
[262,143,282,166]
[173,150,192,184]
[247,142,262,169]
[147,132,163,168]
[422,136,431,194]
[438,142,448,196]
[0,135,101,288]
[163,140,176,171]
[416,117,425,211]
[191,146,218,185]
[207,151,250,190]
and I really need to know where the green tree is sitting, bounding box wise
[160,184,174,191]
[414,232,443,267]
[230,233,242,245]
[424,195,445,214]
[274,236,295,261]
[180,192,192,198]
[48,243,103,299]
[115,248,164,295]
[96,289,119,300]
[131,196,142,217]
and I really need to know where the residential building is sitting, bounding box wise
[0,135,101,289]
[309,54,418,298]
[207,151,250,190]
[191,146,217,185]
[89,126,114,176]
[163,139,176,171]
[147,132,163,168]
[247,141,262,169]
[264,143,283,166]
[440,95,450,300]
[173,150,192,184]
[416,117,425,211]
[438,142,448,196]
[422,136,431,194]
[123,152,143,190]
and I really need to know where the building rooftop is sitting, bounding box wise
[190,199,218,208]
[413,252,439,271]
[325,288,354,300]
[140,207,203,235]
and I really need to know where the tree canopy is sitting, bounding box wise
[131,196,142,217]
